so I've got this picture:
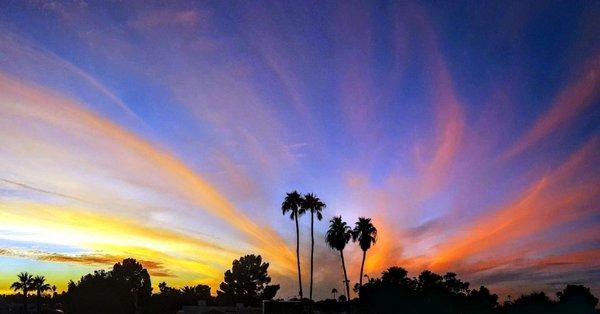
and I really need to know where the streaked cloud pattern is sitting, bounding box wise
[0,0,598,300]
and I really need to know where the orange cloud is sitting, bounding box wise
[429,137,599,271]
[39,253,176,278]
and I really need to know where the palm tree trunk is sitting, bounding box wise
[23,289,27,314]
[37,290,41,314]
[310,211,314,301]
[340,250,350,301]
[295,211,303,299]
[359,250,366,287]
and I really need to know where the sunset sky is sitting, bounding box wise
[0,1,599,300]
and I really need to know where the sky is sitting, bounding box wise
[0,0,599,301]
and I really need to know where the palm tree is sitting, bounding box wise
[302,193,325,301]
[11,272,33,313]
[325,216,352,301]
[281,190,306,299]
[181,286,195,295]
[32,275,51,313]
[331,288,338,300]
[352,217,377,287]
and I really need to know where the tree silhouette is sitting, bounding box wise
[65,258,151,314]
[32,275,51,313]
[556,285,598,314]
[11,272,33,313]
[359,266,416,313]
[466,285,498,313]
[112,258,152,314]
[158,281,179,295]
[181,284,211,304]
[302,192,326,301]
[51,284,57,309]
[331,288,338,300]
[217,254,280,306]
[65,269,133,314]
[505,291,554,314]
[325,215,352,301]
[381,266,410,286]
[352,217,377,288]
[359,267,478,313]
[281,190,305,299]
[149,282,184,314]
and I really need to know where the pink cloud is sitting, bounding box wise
[502,53,600,160]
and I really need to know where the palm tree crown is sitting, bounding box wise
[302,193,325,219]
[33,275,51,293]
[281,190,304,220]
[11,272,34,311]
[326,216,352,251]
[11,272,33,294]
[352,217,377,251]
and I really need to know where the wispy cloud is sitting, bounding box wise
[0,178,90,203]
[0,32,142,124]
[501,54,600,160]
[0,74,296,283]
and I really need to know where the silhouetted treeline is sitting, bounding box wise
[146,282,212,314]
[62,254,278,314]
[356,266,599,314]
[7,259,599,314]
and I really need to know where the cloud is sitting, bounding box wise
[429,137,599,271]
[502,54,600,160]
[0,249,176,278]
[411,6,465,200]
[0,74,296,274]
[129,9,208,29]
[471,249,600,298]
[0,177,90,203]
[0,31,141,123]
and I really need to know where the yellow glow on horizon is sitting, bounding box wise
[0,201,235,283]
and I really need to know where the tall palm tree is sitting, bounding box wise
[352,217,377,287]
[33,275,51,313]
[302,193,325,301]
[11,272,33,313]
[281,190,306,299]
[325,216,352,301]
